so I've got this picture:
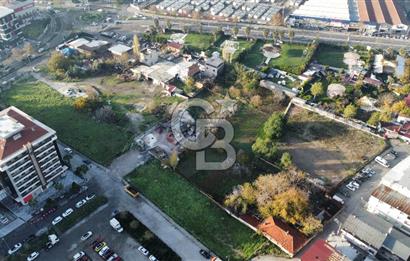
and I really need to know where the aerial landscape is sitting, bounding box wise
[1,0,410,260]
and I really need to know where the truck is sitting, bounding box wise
[46,234,60,249]
[375,156,390,168]
[109,218,123,233]
[124,185,140,198]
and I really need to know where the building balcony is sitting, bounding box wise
[19,180,41,196]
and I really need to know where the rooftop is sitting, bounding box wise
[371,185,410,216]
[0,6,14,18]
[381,156,410,196]
[0,107,54,162]
[68,38,90,49]
[291,0,354,22]
[108,44,132,56]
[0,115,24,140]
[342,210,392,250]
[301,239,347,261]
[382,228,410,261]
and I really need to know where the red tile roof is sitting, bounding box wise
[257,217,308,256]
[358,0,407,25]
[301,239,345,261]
[167,42,183,50]
[0,107,49,161]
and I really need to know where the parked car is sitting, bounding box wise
[85,194,95,201]
[98,246,110,256]
[8,243,22,255]
[350,181,360,189]
[52,216,63,225]
[149,255,158,261]
[64,147,73,154]
[73,251,85,261]
[375,156,390,168]
[62,208,74,218]
[199,249,212,259]
[0,215,9,224]
[94,242,107,252]
[124,185,139,198]
[339,188,350,198]
[76,199,87,208]
[27,251,39,261]
[138,246,149,256]
[81,231,93,241]
[346,183,357,191]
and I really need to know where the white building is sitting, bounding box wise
[0,107,67,205]
[367,156,410,234]
[139,49,159,66]
[108,44,132,57]
[204,55,224,78]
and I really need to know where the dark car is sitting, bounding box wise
[199,249,211,259]
[83,160,91,165]
[339,189,351,198]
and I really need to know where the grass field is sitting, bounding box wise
[184,33,215,51]
[282,106,386,188]
[22,18,51,39]
[231,39,255,61]
[1,79,132,165]
[126,161,283,260]
[240,40,265,68]
[313,44,347,68]
[269,43,308,73]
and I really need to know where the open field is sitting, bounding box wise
[1,79,132,165]
[184,33,215,51]
[240,40,265,68]
[126,161,283,261]
[22,18,51,39]
[269,43,308,74]
[282,106,386,188]
[313,44,347,68]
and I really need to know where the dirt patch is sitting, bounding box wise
[281,106,385,189]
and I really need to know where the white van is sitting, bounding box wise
[375,156,390,168]
[332,195,344,205]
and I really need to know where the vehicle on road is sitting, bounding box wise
[64,147,73,154]
[375,156,390,168]
[27,251,39,261]
[85,194,95,201]
[332,194,344,205]
[81,231,93,241]
[8,243,22,255]
[124,185,140,198]
[52,216,63,225]
[98,246,110,256]
[110,218,123,233]
[138,246,149,256]
[62,208,74,217]
[76,199,87,208]
[199,249,212,259]
[346,183,357,191]
[46,234,59,249]
[149,255,158,261]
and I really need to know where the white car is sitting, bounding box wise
[32,66,40,72]
[52,216,63,225]
[64,147,73,154]
[75,199,87,208]
[149,255,158,261]
[8,243,22,255]
[73,251,85,261]
[85,194,95,201]
[346,183,357,191]
[62,208,74,218]
[27,251,39,261]
[81,231,93,241]
[138,246,149,256]
[350,181,360,189]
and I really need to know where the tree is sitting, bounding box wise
[399,48,407,58]
[288,30,295,44]
[75,164,89,177]
[244,26,251,40]
[198,23,203,34]
[95,106,117,123]
[378,92,396,107]
[70,182,81,194]
[250,95,262,107]
[367,111,381,126]
[153,18,160,30]
[228,86,241,98]
[168,150,179,170]
[213,26,222,42]
[262,29,270,40]
[391,100,407,113]
[343,104,358,119]
[231,26,239,39]
[182,24,190,33]
[74,97,89,111]
[48,52,71,75]
[280,152,292,169]
[262,113,285,140]
[224,183,256,214]
[165,19,172,31]
[252,137,278,159]
[132,35,141,57]
[311,82,324,98]
[400,58,410,84]
[272,30,279,43]
[301,215,323,236]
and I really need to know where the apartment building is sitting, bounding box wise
[0,6,21,42]
[0,106,67,205]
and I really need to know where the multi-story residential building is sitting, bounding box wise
[6,0,36,24]
[0,6,21,42]
[367,156,410,234]
[0,106,67,205]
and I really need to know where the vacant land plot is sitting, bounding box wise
[1,79,132,165]
[282,106,385,188]
[269,43,308,74]
[184,33,214,51]
[313,44,347,68]
[126,161,283,261]
[22,18,51,39]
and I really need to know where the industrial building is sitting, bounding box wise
[0,107,67,205]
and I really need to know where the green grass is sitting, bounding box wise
[269,43,308,73]
[1,79,132,165]
[22,18,51,39]
[55,196,108,233]
[126,161,284,261]
[116,211,181,261]
[232,39,255,61]
[80,12,105,23]
[184,33,214,51]
[240,40,265,68]
[313,44,347,68]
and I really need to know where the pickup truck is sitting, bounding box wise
[124,185,140,198]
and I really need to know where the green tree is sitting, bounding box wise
[262,29,270,40]
[70,182,81,194]
[244,26,251,40]
[311,82,324,99]
[262,113,285,140]
[343,104,358,119]
[367,112,381,126]
[301,215,323,236]
[168,150,179,170]
[165,19,172,31]
[153,18,160,30]
[252,138,278,159]
[280,152,292,169]
[231,26,239,39]
[288,30,295,44]
[47,52,71,76]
